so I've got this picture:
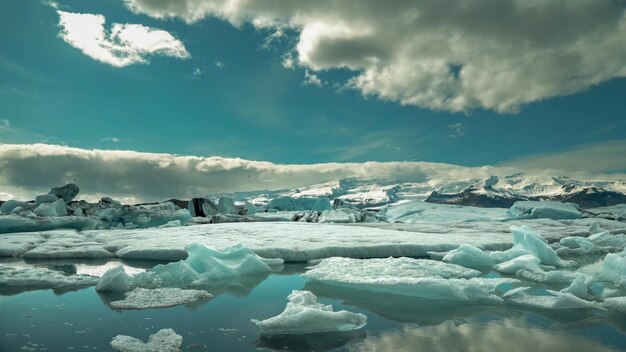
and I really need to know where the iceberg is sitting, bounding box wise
[384,201,507,223]
[267,196,332,211]
[97,243,282,292]
[110,328,182,352]
[109,287,212,309]
[33,198,68,217]
[493,254,543,274]
[507,201,581,220]
[597,253,626,287]
[48,183,80,203]
[0,200,36,214]
[507,226,574,267]
[603,296,626,313]
[0,215,99,234]
[251,290,367,335]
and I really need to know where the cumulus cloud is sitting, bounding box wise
[302,70,324,87]
[122,0,626,113]
[0,143,514,202]
[57,11,190,67]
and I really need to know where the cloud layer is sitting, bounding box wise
[123,0,626,112]
[1,143,625,202]
[0,143,505,202]
[58,11,189,67]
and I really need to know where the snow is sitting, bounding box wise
[0,265,98,290]
[503,287,604,310]
[442,244,495,268]
[109,287,212,309]
[110,329,182,352]
[507,201,581,220]
[33,198,68,217]
[304,257,515,302]
[97,243,282,292]
[251,290,367,335]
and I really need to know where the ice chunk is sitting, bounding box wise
[91,201,191,228]
[217,197,237,215]
[0,200,35,214]
[504,287,604,310]
[557,236,602,256]
[603,296,626,313]
[597,253,626,287]
[493,254,543,274]
[110,328,182,352]
[507,201,581,220]
[33,198,68,217]
[244,201,257,215]
[110,288,212,309]
[267,196,332,211]
[0,265,98,290]
[0,215,98,234]
[442,244,495,268]
[251,290,366,335]
[96,265,135,292]
[508,226,574,267]
[34,194,58,205]
[97,243,282,292]
[305,257,514,302]
[318,209,355,223]
[0,232,45,257]
[588,231,626,249]
[560,275,594,299]
[48,183,80,203]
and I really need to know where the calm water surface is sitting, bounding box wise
[1,260,625,351]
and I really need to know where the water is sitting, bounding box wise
[1,261,626,351]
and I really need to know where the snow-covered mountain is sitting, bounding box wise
[209,174,626,210]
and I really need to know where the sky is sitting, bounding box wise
[0,0,625,201]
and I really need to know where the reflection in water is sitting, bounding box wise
[256,330,366,352]
[305,281,517,325]
[348,319,616,352]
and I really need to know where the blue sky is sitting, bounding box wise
[1,0,625,168]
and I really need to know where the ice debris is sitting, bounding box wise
[442,244,495,268]
[0,265,98,290]
[110,328,182,352]
[503,287,604,310]
[110,287,212,309]
[251,290,367,335]
[97,243,283,292]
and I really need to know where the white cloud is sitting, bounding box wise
[448,123,465,138]
[0,119,9,127]
[57,11,190,67]
[123,0,626,113]
[302,70,324,87]
[100,137,121,143]
[506,140,626,173]
[214,60,224,68]
[1,143,624,202]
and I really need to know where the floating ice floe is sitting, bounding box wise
[503,287,604,310]
[506,201,581,220]
[110,328,183,352]
[109,287,212,309]
[251,290,367,335]
[97,243,282,292]
[597,253,626,287]
[304,257,515,302]
[500,226,575,267]
[0,265,98,291]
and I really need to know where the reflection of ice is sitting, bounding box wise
[256,330,366,352]
[305,281,517,325]
[346,319,615,352]
[75,261,145,277]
